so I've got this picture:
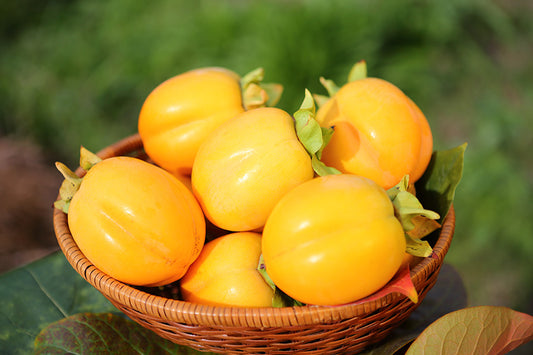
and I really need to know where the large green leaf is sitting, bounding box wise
[0,252,116,355]
[1,252,465,354]
[34,313,213,354]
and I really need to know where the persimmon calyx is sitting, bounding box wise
[405,234,433,258]
[314,59,368,109]
[347,59,367,82]
[240,67,283,110]
[257,255,303,308]
[387,175,440,257]
[319,76,340,97]
[54,162,81,213]
[293,89,341,177]
[54,147,103,214]
[80,146,101,170]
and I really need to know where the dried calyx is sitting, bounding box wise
[54,147,102,214]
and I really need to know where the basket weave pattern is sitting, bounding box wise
[53,134,455,354]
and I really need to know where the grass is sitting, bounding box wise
[1,0,532,314]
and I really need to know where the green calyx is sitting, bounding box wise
[293,89,341,176]
[257,255,303,308]
[240,67,283,110]
[387,176,440,257]
[54,147,102,214]
[347,59,367,83]
[313,59,368,108]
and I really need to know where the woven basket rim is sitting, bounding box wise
[53,133,455,328]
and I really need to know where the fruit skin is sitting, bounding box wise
[316,77,433,189]
[191,107,314,232]
[67,156,205,287]
[262,174,406,305]
[138,67,244,176]
[180,232,274,307]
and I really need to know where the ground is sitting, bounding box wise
[0,137,61,274]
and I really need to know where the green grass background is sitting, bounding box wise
[1,0,532,314]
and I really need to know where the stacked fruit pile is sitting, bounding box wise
[55,61,445,308]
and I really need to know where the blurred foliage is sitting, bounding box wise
[1,0,532,313]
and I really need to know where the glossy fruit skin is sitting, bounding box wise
[316,78,433,189]
[180,232,274,307]
[262,174,406,305]
[138,67,244,176]
[68,156,205,287]
[191,107,314,232]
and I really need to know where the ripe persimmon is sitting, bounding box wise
[138,67,282,176]
[55,151,205,287]
[316,62,433,189]
[262,174,406,305]
[191,107,314,231]
[180,232,274,307]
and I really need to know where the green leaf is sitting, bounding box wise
[406,306,533,355]
[293,89,341,176]
[0,252,116,355]
[416,143,467,221]
[34,313,211,354]
[361,264,468,354]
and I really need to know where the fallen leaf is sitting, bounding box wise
[361,264,468,354]
[406,306,533,355]
[34,313,214,355]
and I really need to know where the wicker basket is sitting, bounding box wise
[53,133,455,354]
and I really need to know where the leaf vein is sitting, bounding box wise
[27,269,69,318]
[100,316,146,354]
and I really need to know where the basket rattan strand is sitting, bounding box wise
[53,133,455,354]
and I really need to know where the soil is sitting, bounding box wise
[0,137,62,274]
